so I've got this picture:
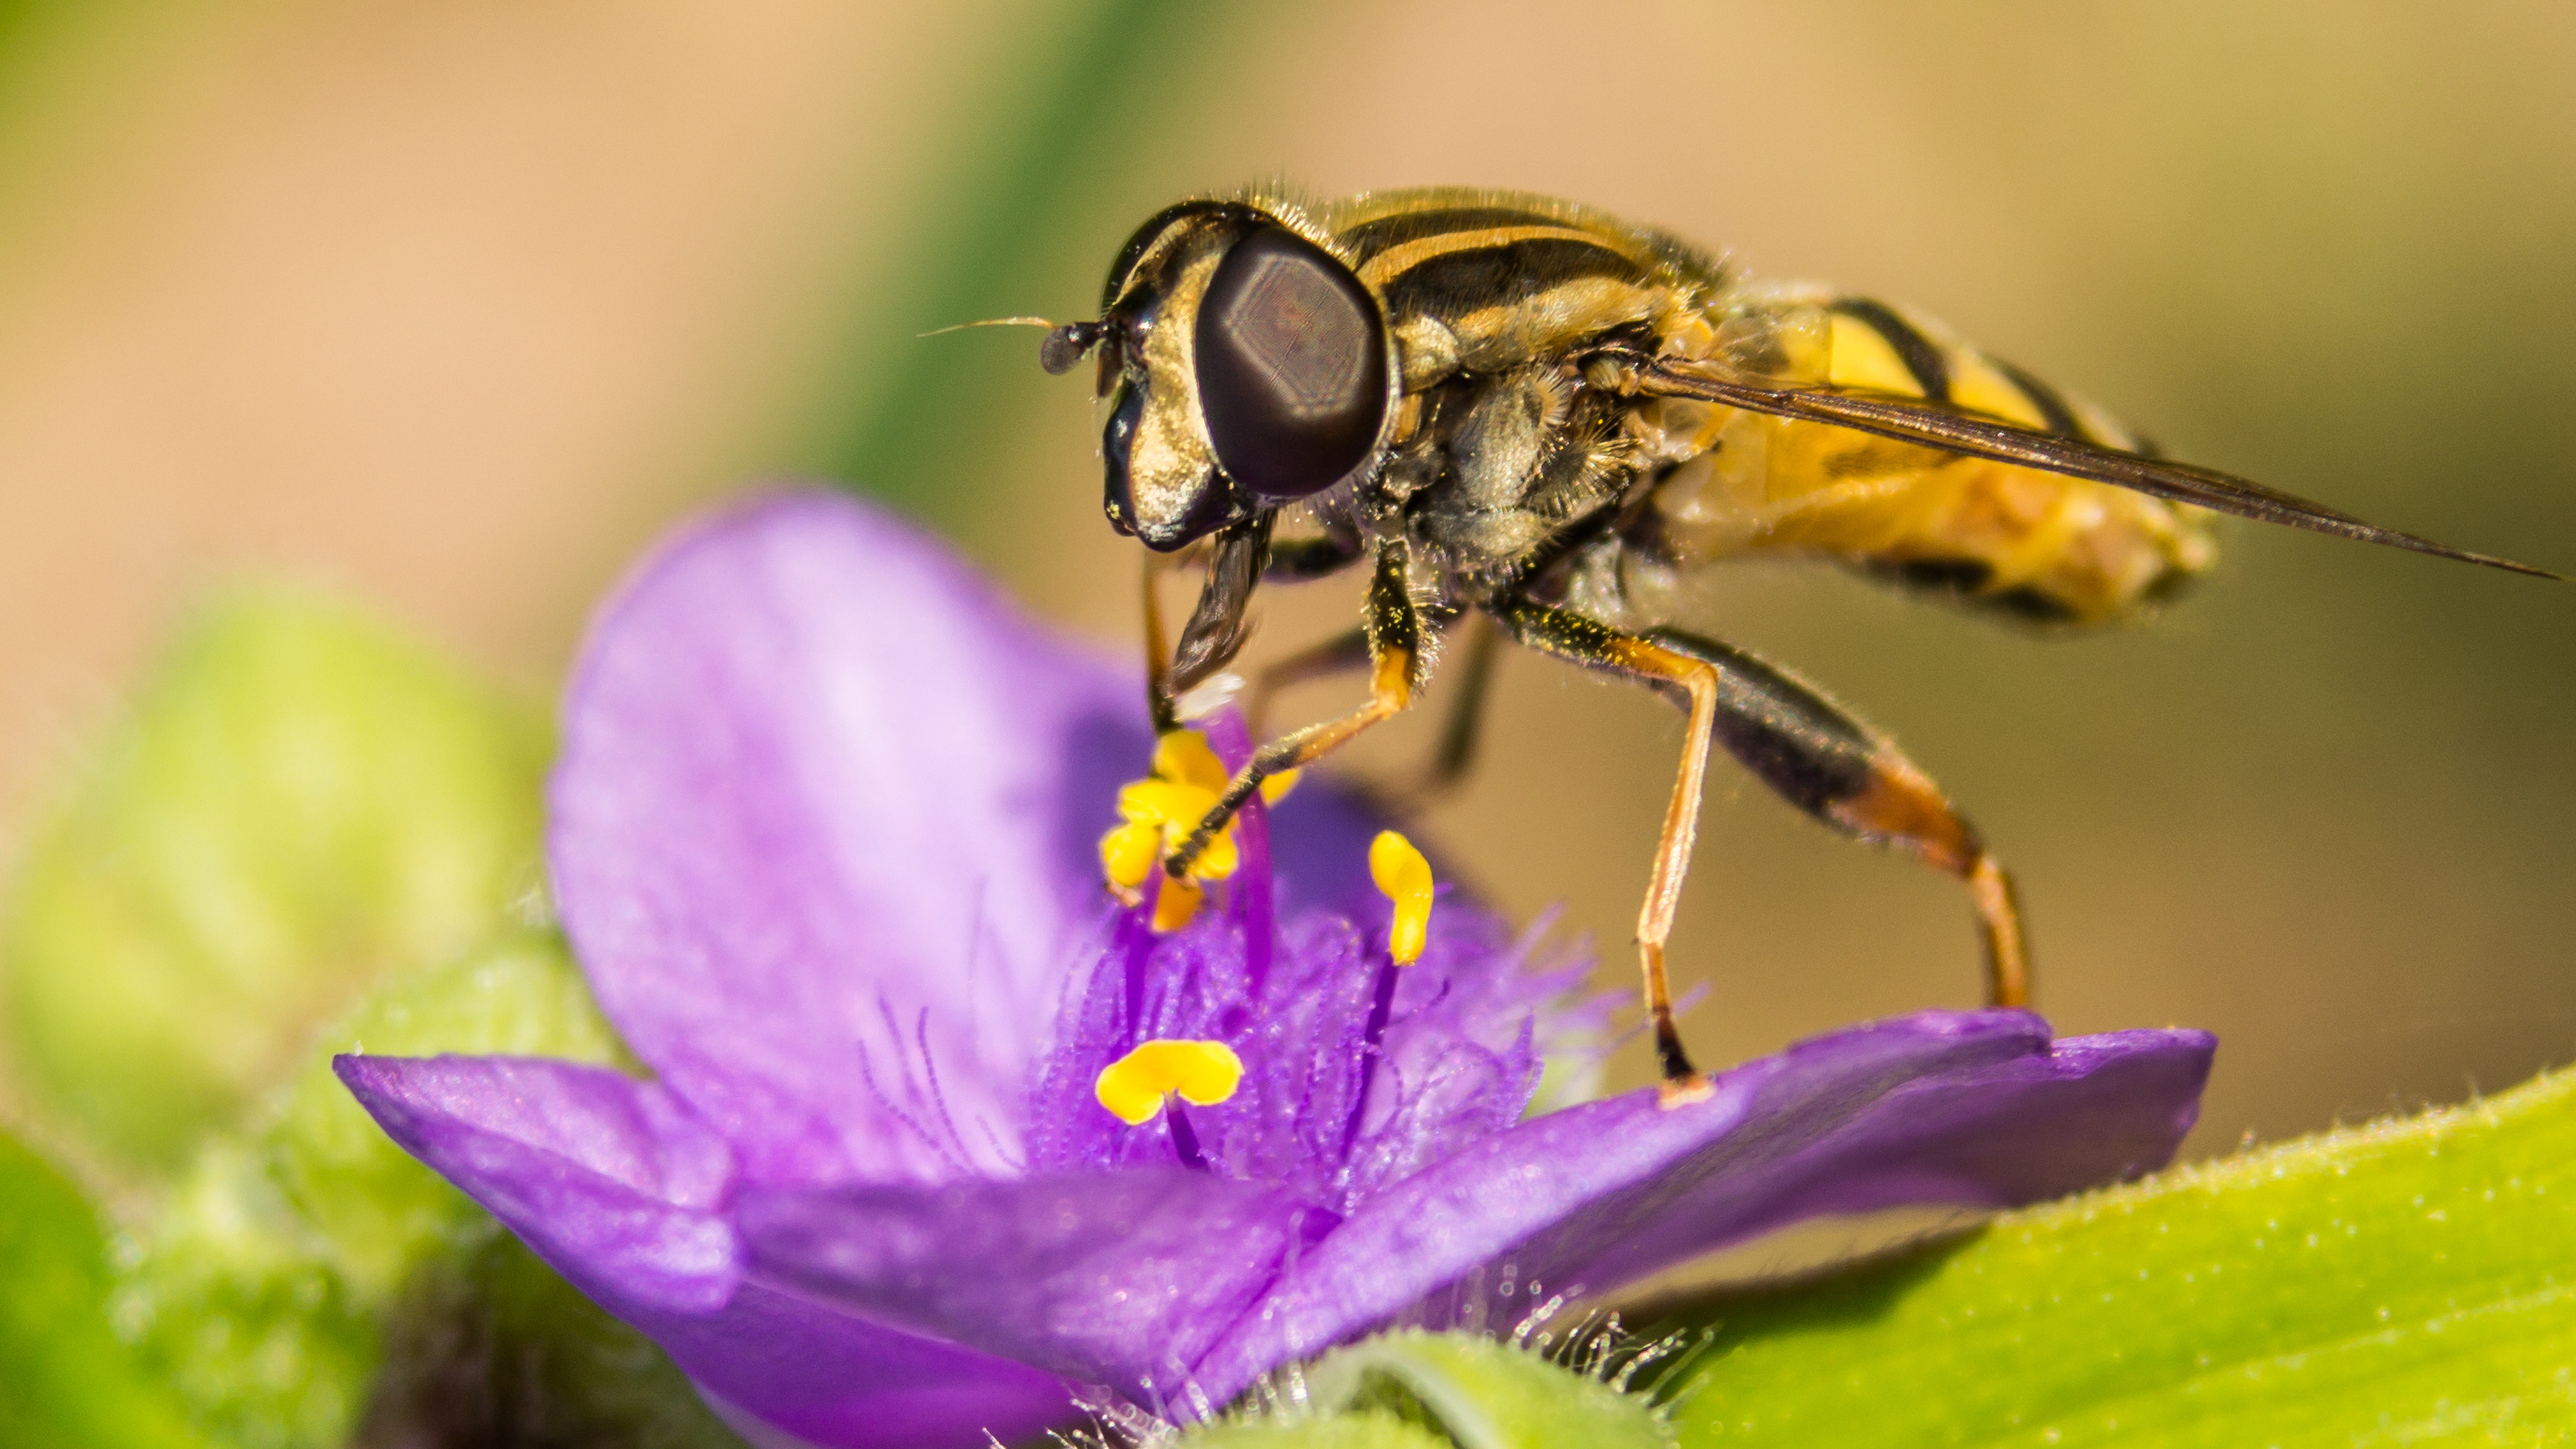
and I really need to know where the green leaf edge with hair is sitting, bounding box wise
[1655,1062,2576,1445]
[11,586,2572,1448]
[1190,1329,1674,1449]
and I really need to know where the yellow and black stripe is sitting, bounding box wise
[1814,294,2144,454]
[1320,191,1704,373]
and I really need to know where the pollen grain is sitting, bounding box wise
[1105,729,1253,930]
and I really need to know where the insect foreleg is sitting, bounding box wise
[1242,612,1496,812]
[1643,628,2028,1012]
[1141,550,1180,734]
[1491,596,1718,1102]
[1166,541,1424,876]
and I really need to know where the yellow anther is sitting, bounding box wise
[1093,1039,1243,1126]
[1369,829,1435,965]
[1259,768,1301,804]
[1108,731,1248,891]
[1115,785,1238,882]
[1103,728,1275,908]
[1189,828,1239,881]
[1099,821,1161,890]
[1151,874,1204,933]
[1152,729,1231,794]
[1116,778,1200,826]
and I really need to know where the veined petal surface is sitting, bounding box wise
[740,1169,1333,1406]
[338,490,2221,1448]
[1192,1012,2212,1404]
[548,494,1141,1184]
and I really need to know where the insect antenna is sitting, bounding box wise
[915,315,1062,337]
[919,314,1110,376]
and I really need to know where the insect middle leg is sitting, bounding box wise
[1245,611,1499,808]
[1166,542,1425,875]
[1490,597,1724,1101]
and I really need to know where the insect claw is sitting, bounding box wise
[1656,1074,1715,1110]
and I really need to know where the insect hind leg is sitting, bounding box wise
[1644,625,2030,1010]
[1492,599,2032,1106]
[1492,597,1723,1102]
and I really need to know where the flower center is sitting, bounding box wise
[1042,723,1561,1207]
[1093,1038,1244,1124]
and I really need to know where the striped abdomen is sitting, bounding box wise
[1640,288,2218,624]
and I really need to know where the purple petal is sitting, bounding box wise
[336,1053,1075,1447]
[335,1053,740,1312]
[548,490,1143,1185]
[1191,1010,2212,1403]
[548,489,1471,1189]
[738,1169,1335,1411]
[623,1282,1075,1449]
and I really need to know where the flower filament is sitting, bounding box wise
[1342,830,1439,1160]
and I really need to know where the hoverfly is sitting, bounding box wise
[1033,187,2556,1104]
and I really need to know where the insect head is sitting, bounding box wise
[1045,202,1396,551]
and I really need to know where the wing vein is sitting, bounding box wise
[1632,360,2559,580]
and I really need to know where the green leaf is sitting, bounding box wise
[1199,1330,1674,1449]
[2,587,550,1173]
[807,1,1257,525]
[0,584,729,1445]
[115,930,643,1449]
[265,929,630,1300]
[1182,1414,1455,1449]
[0,1128,209,1449]
[114,1137,375,1449]
[1662,1066,2576,1445]
[361,1231,747,1449]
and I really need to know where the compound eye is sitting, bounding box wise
[1193,226,1388,501]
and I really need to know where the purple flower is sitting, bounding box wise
[335,490,2213,1449]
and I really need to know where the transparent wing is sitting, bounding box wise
[1633,353,2559,581]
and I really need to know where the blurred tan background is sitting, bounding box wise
[0,0,2567,1157]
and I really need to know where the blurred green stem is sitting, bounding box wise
[811,0,1244,524]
